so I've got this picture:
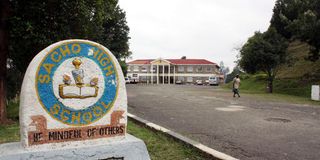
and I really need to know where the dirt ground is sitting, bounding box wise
[127,84,320,160]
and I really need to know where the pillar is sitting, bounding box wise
[162,65,164,84]
[151,65,153,84]
[157,65,159,84]
[173,66,176,84]
[168,64,170,84]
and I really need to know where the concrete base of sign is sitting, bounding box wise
[0,134,150,160]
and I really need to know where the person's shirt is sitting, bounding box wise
[233,78,240,89]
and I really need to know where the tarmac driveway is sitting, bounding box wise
[126,84,320,160]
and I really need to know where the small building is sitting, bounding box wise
[126,58,220,84]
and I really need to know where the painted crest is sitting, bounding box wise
[35,42,118,125]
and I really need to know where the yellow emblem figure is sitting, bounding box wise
[58,58,99,99]
[72,58,84,85]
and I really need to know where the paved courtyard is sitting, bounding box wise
[127,84,320,160]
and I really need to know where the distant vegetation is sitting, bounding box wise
[276,40,320,97]
[271,0,320,61]
[277,41,320,80]
[235,0,320,96]
[228,40,320,98]
[238,27,288,93]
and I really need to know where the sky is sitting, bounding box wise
[118,0,277,69]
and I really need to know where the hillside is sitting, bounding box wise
[277,41,320,80]
[226,41,320,98]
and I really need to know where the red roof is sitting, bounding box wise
[127,59,218,66]
[167,59,216,65]
[126,59,153,64]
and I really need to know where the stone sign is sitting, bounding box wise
[0,40,149,160]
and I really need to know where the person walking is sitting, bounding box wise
[233,74,241,97]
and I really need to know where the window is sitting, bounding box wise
[129,66,134,72]
[132,74,138,77]
[187,66,193,72]
[178,66,184,72]
[197,66,203,72]
[133,66,139,71]
[207,66,212,72]
[177,76,184,81]
[186,77,193,82]
[140,76,147,82]
[141,66,147,72]
[151,66,156,72]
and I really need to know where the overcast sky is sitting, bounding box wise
[118,0,276,69]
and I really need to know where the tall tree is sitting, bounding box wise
[98,4,131,73]
[239,28,288,93]
[270,0,320,61]
[9,0,117,73]
[100,5,131,59]
[7,0,130,103]
[0,0,9,124]
[270,0,303,39]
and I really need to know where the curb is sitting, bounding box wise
[127,113,239,160]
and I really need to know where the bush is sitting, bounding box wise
[7,101,19,121]
[253,74,268,81]
[273,79,311,97]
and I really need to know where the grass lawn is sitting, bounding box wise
[223,74,320,106]
[0,122,19,144]
[128,120,213,160]
[0,101,213,160]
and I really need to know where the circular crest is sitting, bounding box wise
[35,41,118,125]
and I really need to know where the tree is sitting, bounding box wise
[239,28,288,93]
[1,0,130,122]
[219,61,224,72]
[226,66,242,83]
[99,5,131,59]
[97,4,131,74]
[0,0,10,124]
[7,0,130,102]
[219,61,230,83]
[270,0,320,61]
[270,0,303,39]
[9,0,124,73]
[290,7,320,61]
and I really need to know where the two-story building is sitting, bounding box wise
[126,58,220,84]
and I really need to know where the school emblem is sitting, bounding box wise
[35,42,118,125]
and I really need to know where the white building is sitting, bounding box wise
[127,58,221,84]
